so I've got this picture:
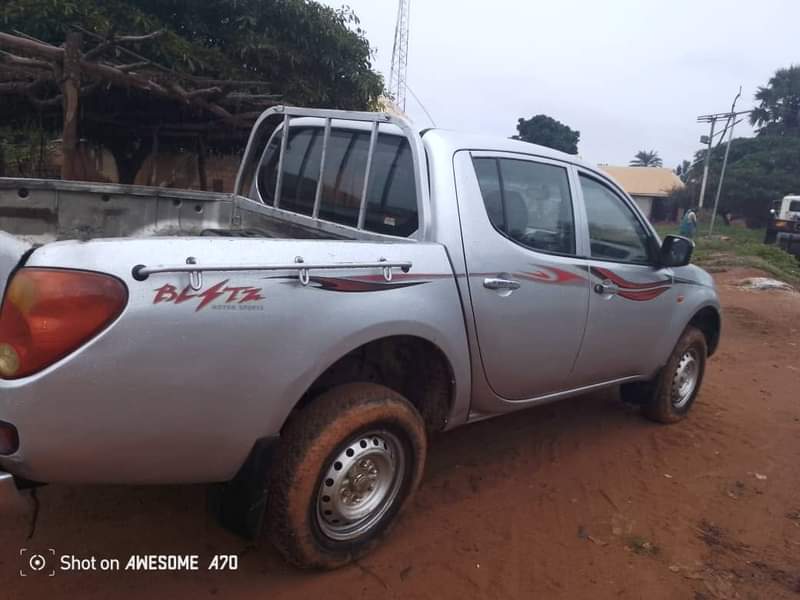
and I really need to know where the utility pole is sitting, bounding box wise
[708,87,741,236]
[695,117,716,209]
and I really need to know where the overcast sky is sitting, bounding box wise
[320,0,798,168]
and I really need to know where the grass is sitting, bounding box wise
[625,534,660,556]
[654,220,800,285]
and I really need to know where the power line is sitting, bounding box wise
[406,84,437,127]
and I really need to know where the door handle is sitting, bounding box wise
[593,280,619,295]
[483,278,521,291]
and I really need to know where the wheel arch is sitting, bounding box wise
[688,305,721,357]
[285,333,458,435]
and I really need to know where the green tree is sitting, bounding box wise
[750,65,800,136]
[630,150,663,167]
[673,135,800,226]
[674,159,692,183]
[1,0,383,109]
[0,0,384,181]
[512,115,579,154]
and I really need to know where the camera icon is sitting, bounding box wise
[19,548,56,577]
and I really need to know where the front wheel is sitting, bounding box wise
[265,383,427,569]
[623,326,708,424]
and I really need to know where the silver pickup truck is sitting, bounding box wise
[0,107,720,568]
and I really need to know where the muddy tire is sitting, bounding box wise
[265,383,427,569]
[640,326,708,424]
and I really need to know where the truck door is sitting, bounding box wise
[454,152,590,400]
[571,171,675,384]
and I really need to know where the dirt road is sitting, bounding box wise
[2,268,799,599]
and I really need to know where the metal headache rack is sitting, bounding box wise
[233,106,430,241]
[133,107,428,291]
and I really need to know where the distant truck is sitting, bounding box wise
[765,195,800,257]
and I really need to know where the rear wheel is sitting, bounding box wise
[265,383,426,569]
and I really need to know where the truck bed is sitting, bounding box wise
[0,178,343,244]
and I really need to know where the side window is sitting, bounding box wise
[579,174,652,264]
[472,157,576,255]
[257,126,418,237]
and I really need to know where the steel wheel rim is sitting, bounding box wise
[316,430,405,542]
[672,348,699,408]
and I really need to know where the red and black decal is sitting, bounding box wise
[590,266,671,301]
[153,280,265,311]
[516,266,584,285]
[269,272,447,292]
[302,275,427,293]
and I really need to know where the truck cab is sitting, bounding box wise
[765,194,800,256]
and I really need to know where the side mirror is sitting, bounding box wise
[660,235,694,267]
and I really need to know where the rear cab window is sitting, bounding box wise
[258,125,419,237]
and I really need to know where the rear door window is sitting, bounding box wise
[472,157,576,255]
[258,126,418,237]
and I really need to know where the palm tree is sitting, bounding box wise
[750,66,800,136]
[629,150,663,167]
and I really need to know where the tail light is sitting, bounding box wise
[0,269,127,379]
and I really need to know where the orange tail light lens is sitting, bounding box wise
[0,268,127,379]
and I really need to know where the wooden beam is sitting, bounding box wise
[83,31,164,61]
[1,31,274,128]
[60,32,82,180]
[0,49,53,72]
[115,30,165,44]
[118,61,151,73]
[0,31,62,60]
[73,26,276,88]
[186,86,224,99]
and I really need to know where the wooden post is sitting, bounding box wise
[197,135,208,191]
[38,116,45,177]
[61,32,82,180]
[149,127,160,186]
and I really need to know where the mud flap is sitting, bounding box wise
[210,435,278,540]
[619,368,663,406]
